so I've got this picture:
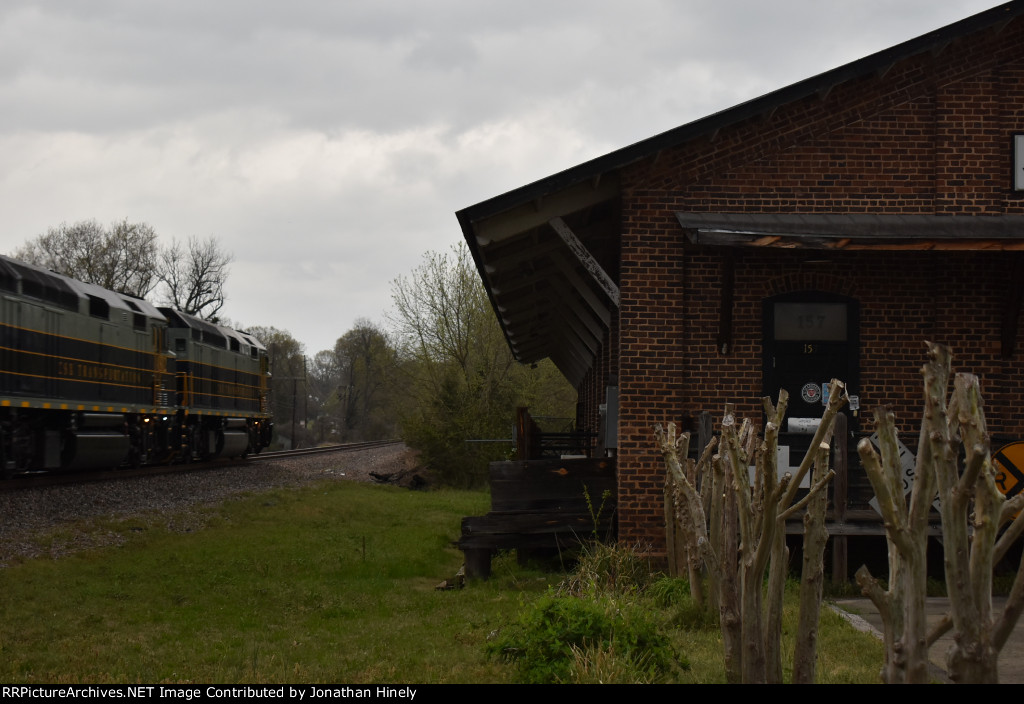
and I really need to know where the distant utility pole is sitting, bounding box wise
[278,355,307,450]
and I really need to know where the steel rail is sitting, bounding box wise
[0,439,404,491]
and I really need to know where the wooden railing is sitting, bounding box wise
[514,407,596,460]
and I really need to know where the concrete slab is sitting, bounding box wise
[831,597,1024,684]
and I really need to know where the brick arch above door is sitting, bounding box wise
[763,271,859,299]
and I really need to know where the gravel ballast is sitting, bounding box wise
[0,443,418,567]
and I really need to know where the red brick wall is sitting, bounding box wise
[606,17,1024,551]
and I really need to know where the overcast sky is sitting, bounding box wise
[0,0,1003,355]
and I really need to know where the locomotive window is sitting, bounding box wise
[88,295,110,319]
[133,313,146,331]
[176,338,187,352]
[0,261,16,293]
[12,262,79,311]
[203,330,227,348]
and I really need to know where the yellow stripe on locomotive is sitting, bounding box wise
[0,254,272,475]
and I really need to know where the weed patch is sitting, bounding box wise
[486,591,676,683]
[486,542,885,684]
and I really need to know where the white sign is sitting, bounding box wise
[747,445,810,488]
[866,433,941,515]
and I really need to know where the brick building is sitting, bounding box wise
[456,2,1024,556]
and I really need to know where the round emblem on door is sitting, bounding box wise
[801,383,821,404]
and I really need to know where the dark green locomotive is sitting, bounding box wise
[0,254,272,475]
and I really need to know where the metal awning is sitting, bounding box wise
[678,213,1024,250]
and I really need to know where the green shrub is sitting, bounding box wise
[486,591,675,684]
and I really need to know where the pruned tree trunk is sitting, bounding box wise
[856,343,1024,684]
[792,442,832,684]
[716,452,742,683]
[856,403,934,684]
[656,423,710,609]
[764,526,788,684]
[853,344,949,684]
[664,468,705,604]
[664,475,683,577]
[655,379,845,683]
[763,394,790,684]
[933,365,1024,682]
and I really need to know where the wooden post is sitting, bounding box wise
[515,407,529,460]
[463,548,492,579]
[698,411,713,459]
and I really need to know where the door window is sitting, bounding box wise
[763,293,858,424]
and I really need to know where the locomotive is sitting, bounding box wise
[0,253,272,476]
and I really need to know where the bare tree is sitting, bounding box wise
[13,219,159,298]
[158,236,232,321]
[856,343,1024,683]
[103,220,161,297]
[656,380,844,683]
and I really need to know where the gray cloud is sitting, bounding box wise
[0,0,1002,354]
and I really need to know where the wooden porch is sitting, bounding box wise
[457,409,969,581]
[457,408,613,579]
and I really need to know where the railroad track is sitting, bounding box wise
[0,439,404,492]
[251,439,401,461]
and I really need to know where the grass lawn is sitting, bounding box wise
[0,478,884,683]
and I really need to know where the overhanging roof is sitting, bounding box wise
[457,2,1024,386]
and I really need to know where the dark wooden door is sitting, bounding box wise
[763,293,859,426]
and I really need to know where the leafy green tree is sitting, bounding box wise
[307,349,343,443]
[388,242,574,486]
[333,320,400,441]
[245,325,306,449]
[306,320,401,444]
